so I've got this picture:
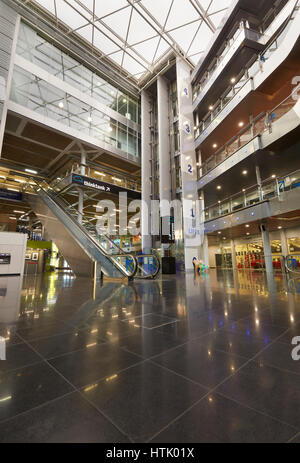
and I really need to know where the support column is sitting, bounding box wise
[79,144,86,175]
[261,222,273,274]
[176,58,202,271]
[77,145,86,225]
[157,76,171,257]
[202,235,209,268]
[200,191,209,267]
[78,189,84,225]
[0,4,19,155]
[141,90,152,254]
[280,229,289,257]
[231,239,237,270]
[255,165,263,201]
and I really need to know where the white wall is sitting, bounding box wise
[0,232,27,276]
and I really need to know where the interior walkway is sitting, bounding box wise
[0,270,299,443]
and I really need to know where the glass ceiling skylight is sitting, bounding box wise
[27,0,232,83]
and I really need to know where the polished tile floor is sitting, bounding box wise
[0,270,299,443]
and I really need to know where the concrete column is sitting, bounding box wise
[231,239,237,270]
[76,146,86,225]
[157,76,171,257]
[261,222,273,274]
[202,235,209,268]
[280,229,289,257]
[78,189,84,225]
[176,58,202,271]
[255,165,263,201]
[141,90,152,254]
[80,144,86,175]
[0,4,19,155]
[200,190,208,267]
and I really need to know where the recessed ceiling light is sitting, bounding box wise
[271,174,276,179]
[278,226,282,230]
[58,101,64,109]
[246,232,250,236]
[217,185,221,190]
[231,77,236,84]
[209,105,214,111]
[218,232,222,235]
[242,170,248,175]
[213,143,218,148]
[25,169,38,175]
[246,225,250,228]
[238,122,244,127]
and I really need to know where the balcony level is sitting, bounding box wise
[192,0,297,113]
[197,83,300,190]
[191,0,291,84]
[194,1,300,148]
[203,167,300,234]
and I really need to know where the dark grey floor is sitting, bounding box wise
[0,270,299,443]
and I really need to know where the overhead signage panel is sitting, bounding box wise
[71,174,141,200]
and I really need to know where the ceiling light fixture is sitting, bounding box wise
[25,169,37,175]
[238,122,244,127]
[217,185,221,190]
[242,170,248,175]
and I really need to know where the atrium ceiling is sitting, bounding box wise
[21,0,232,84]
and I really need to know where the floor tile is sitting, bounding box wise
[49,343,142,388]
[0,342,41,372]
[153,340,248,388]
[81,361,207,442]
[196,330,269,359]
[256,341,300,375]
[150,393,297,443]
[0,392,129,443]
[0,362,73,422]
[27,329,104,359]
[118,329,185,359]
[122,314,178,330]
[217,361,300,428]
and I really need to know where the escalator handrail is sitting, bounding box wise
[26,180,138,279]
[135,253,161,279]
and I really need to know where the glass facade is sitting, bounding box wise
[17,23,141,124]
[10,66,140,157]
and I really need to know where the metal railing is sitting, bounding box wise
[25,179,160,279]
[199,84,300,179]
[194,0,299,140]
[204,168,300,221]
[286,254,300,273]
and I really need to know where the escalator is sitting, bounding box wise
[24,180,160,280]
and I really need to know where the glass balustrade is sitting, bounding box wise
[194,1,299,140]
[204,169,300,221]
[199,84,300,179]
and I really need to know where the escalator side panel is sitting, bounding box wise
[24,192,122,278]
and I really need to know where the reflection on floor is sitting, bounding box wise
[0,270,299,443]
